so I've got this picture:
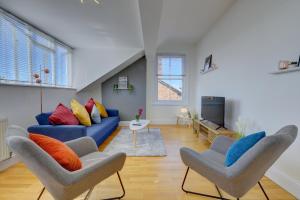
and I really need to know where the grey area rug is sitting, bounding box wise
[104,128,167,157]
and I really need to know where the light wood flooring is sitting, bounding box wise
[0,125,295,200]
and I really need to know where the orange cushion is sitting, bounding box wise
[29,133,82,171]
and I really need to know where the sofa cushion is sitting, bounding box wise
[29,133,82,171]
[94,100,108,118]
[71,99,91,126]
[85,98,95,114]
[49,103,79,125]
[224,131,266,167]
[36,112,52,125]
[91,105,101,124]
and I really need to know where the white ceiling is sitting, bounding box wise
[0,0,144,49]
[158,0,236,47]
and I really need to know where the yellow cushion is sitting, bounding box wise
[94,100,108,118]
[70,99,91,126]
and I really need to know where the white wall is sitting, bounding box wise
[195,0,300,197]
[0,85,76,128]
[73,47,144,91]
[146,44,197,124]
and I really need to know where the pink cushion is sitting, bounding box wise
[49,103,79,125]
[85,98,95,114]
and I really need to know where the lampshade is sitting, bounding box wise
[180,107,188,113]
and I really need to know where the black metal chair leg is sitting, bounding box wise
[37,187,45,200]
[84,187,94,200]
[215,185,223,198]
[181,167,230,200]
[102,172,126,200]
[258,181,269,200]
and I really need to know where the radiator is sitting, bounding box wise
[0,117,10,161]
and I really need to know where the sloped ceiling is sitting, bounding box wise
[0,0,143,49]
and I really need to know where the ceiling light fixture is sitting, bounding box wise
[80,0,102,5]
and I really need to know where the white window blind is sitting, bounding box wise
[0,9,72,88]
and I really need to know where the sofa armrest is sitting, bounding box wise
[27,125,87,142]
[106,109,119,117]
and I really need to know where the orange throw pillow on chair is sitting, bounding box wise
[29,133,82,171]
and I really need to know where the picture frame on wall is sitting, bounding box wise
[118,76,128,89]
[203,54,212,72]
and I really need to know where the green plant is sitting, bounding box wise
[235,117,247,138]
[128,84,134,91]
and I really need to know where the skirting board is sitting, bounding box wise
[0,155,19,171]
[266,167,300,198]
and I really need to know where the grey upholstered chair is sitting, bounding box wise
[6,125,126,200]
[180,125,298,200]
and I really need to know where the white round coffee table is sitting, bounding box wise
[129,119,150,147]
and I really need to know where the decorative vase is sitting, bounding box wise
[135,115,140,122]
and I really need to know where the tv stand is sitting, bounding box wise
[193,119,236,143]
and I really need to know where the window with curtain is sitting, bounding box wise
[155,54,187,105]
[0,9,72,88]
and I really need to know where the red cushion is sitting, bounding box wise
[85,98,95,114]
[29,133,82,171]
[49,103,79,125]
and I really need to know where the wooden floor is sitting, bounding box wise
[0,125,295,200]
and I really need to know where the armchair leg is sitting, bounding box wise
[181,167,230,200]
[102,172,125,200]
[181,167,270,200]
[37,187,45,200]
[258,181,269,200]
[84,187,94,200]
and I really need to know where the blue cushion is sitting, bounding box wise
[36,112,52,125]
[224,131,266,167]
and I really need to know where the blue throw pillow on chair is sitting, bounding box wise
[224,131,266,167]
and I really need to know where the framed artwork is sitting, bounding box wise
[203,54,212,72]
[118,76,128,89]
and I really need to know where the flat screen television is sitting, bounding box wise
[201,96,225,128]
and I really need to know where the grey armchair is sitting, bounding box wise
[180,125,298,200]
[6,125,126,200]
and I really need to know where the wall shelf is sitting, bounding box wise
[270,67,300,74]
[200,67,217,75]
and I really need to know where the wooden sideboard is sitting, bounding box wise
[193,119,236,143]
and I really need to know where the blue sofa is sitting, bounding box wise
[27,109,120,146]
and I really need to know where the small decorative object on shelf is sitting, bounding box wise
[200,54,217,74]
[278,60,289,70]
[113,84,118,90]
[271,58,300,74]
[135,108,143,122]
[118,76,128,89]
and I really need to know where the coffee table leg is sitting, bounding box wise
[148,125,150,133]
[132,130,136,147]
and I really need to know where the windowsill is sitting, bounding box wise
[152,100,188,106]
[0,81,76,90]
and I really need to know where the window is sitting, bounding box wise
[155,54,187,105]
[0,9,72,88]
